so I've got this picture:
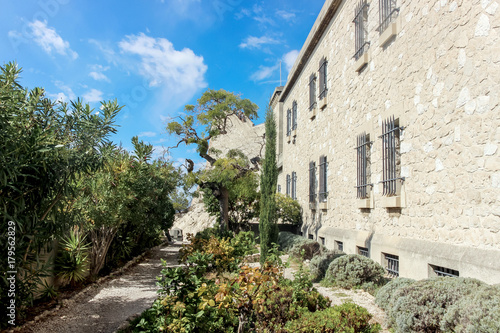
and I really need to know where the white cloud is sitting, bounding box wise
[276,10,296,21]
[250,64,279,81]
[239,36,279,49]
[89,64,110,82]
[283,50,299,72]
[83,89,104,103]
[119,33,207,92]
[49,81,76,102]
[27,20,78,59]
[138,131,157,138]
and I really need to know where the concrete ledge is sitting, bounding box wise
[309,108,318,119]
[319,202,328,210]
[319,95,328,109]
[357,197,374,209]
[379,20,400,47]
[354,52,369,72]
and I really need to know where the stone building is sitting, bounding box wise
[271,0,500,283]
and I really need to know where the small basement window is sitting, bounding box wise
[430,265,459,278]
[357,246,369,257]
[335,241,344,252]
[384,253,399,277]
[319,237,325,245]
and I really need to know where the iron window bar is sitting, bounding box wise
[286,109,291,136]
[433,266,459,278]
[286,174,291,197]
[379,116,405,197]
[353,0,370,61]
[385,254,399,277]
[309,161,317,203]
[376,0,399,33]
[292,101,298,131]
[309,74,317,110]
[318,155,328,202]
[319,58,328,99]
[355,132,373,199]
[336,241,344,252]
[358,247,369,257]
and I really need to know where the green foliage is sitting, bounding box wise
[289,239,324,260]
[277,231,305,252]
[54,228,90,285]
[378,277,489,333]
[230,231,258,257]
[275,193,302,225]
[170,187,190,212]
[0,61,120,323]
[259,106,279,265]
[284,302,381,333]
[374,277,415,312]
[324,254,386,290]
[309,250,346,282]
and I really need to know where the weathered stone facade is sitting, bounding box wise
[272,0,500,283]
[173,115,265,236]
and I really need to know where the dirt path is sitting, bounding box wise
[21,242,181,333]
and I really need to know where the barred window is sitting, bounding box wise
[291,171,297,200]
[292,101,298,130]
[309,74,317,110]
[356,132,372,199]
[379,116,403,197]
[384,253,399,277]
[309,161,317,203]
[377,0,399,33]
[286,109,291,136]
[354,0,369,61]
[318,155,328,202]
[286,174,291,197]
[358,246,369,257]
[335,241,344,252]
[278,185,281,193]
[319,57,328,99]
[431,265,459,278]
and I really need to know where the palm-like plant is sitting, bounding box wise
[55,229,90,286]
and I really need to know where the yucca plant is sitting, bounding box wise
[55,229,90,286]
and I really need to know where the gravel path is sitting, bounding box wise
[22,242,181,333]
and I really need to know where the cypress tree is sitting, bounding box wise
[259,106,279,265]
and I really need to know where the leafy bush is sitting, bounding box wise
[309,249,346,282]
[283,302,381,333]
[383,277,485,333]
[375,277,415,311]
[55,229,90,286]
[324,254,386,289]
[277,231,304,252]
[441,283,500,333]
[275,193,302,225]
[179,235,239,273]
[230,231,257,257]
[277,232,325,260]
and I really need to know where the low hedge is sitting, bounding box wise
[309,250,346,282]
[324,254,386,290]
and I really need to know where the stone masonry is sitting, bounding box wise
[272,0,500,283]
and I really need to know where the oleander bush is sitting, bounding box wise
[283,302,381,333]
[309,249,346,282]
[377,277,489,333]
[324,254,386,290]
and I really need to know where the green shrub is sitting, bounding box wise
[55,229,90,286]
[283,302,381,333]
[289,239,324,260]
[324,254,385,289]
[277,231,305,252]
[441,283,500,333]
[230,231,257,257]
[386,277,485,333]
[375,277,415,311]
[309,250,346,282]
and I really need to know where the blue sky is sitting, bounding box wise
[1,0,324,169]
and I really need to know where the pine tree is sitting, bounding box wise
[259,106,279,265]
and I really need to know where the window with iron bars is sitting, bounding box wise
[292,101,298,130]
[431,265,459,278]
[356,132,372,199]
[286,174,291,197]
[319,155,328,202]
[309,161,317,203]
[309,74,317,110]
[319,57,328,99]
[335,241,344,252]
[377,0,399,33]
[384,253,399,277]
[358,246,369,257]
[291,171,297,200]
[379,116,404,197]
[286,109,292,136]
[353,0,369,61]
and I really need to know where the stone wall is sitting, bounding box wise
[273,0,500,283]
[172,115,265,236]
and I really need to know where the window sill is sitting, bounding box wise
[380,195,405,208]
[287,135,291,143]
[292,129,297,137]
[309,107,317,119]
[319,201,328,210]
[357,197,374,209]
[319,95,327,109]
[354,52,369,72]
[379,20,400,47]
[309,202,317,210]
